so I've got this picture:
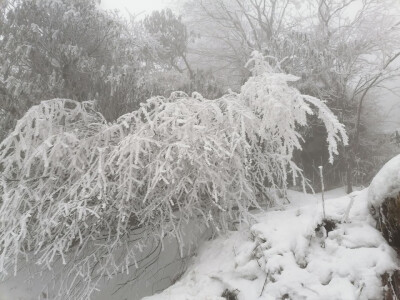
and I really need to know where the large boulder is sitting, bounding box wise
[368,154,400,299]
[374,192,400,250]
[369,155,400,213]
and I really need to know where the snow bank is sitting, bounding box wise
[368,154,400,209]
[144,189,398,300]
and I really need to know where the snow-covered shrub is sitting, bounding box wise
[0,52,347,299]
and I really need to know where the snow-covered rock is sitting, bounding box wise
[144,189,398,300]
[368,154,400,209]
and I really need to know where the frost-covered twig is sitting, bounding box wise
[342,193,357,223]
[319,166,326,219]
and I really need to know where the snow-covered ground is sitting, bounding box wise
[0,187,397,300]
[144,188,398,300]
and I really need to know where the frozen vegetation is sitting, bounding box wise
[0,53,347,299]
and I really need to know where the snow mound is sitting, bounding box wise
[368,154,400,209]
[144,189,398,300]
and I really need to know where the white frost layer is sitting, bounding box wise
[368,154,400,208]
[144,189,398,300]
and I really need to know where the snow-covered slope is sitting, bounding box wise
[144,189,398,300]
[0,188,396,299]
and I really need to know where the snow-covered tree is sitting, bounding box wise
[0,0,163,125]
[182,0,400,191]
[0,52,347,299]
[143,9,193,77]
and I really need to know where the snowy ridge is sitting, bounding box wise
[145,189,398,300]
